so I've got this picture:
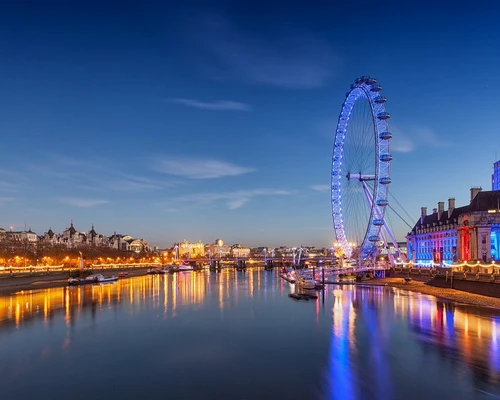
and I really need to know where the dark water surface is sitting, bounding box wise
[0,268,499,400]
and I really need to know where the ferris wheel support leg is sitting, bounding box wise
[379,228,396,267]
[360,181,397,267]
[380,224,404,265]
[361,181,381,268]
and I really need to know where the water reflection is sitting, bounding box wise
[0,270,499,399]
[326,287,500,399]
[0,269,271,329]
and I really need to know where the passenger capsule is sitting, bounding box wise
[370,84,382,92]
[378,131,392,140]
[373,96,387,103]
[377,112,391,120]
[379,177,391,185]
[376,199,389,206]
[368,235,380,242]
[354,78,362,84]
[373,219,384,226]
[379,154,393,162]
[366,77,377,85]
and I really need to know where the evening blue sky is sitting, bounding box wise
[1,0,500,247]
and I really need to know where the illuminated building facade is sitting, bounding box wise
[208,239,230,258]
[407,188,500,265]
[380,241,408,258]
[129,239,151,253]
[493,159,500,190]
[178,240,205,258]
[231,245,251,258]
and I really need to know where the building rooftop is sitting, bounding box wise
[410,190,500,233]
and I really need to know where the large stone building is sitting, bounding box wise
[230,244,251,258]
[1,222,150,253]
[207,239,231,258]
[178,240,205,258]
[0,229,38,244]
[407,188,500,266]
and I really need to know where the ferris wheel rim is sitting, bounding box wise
[331,76,391,259]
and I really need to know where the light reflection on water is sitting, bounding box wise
[0,268,499,400]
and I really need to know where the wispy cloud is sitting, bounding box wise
[391,125,453,153]
[20,154,177,194]
[58,198,109,208]
[311,184,330,192]
[0,197,15,205]
[0,180,20,193]
[108,175,176,192]
[164,189,291,210]
[170,98,251,111]
[153,157,255,179]
[194,15,339,89]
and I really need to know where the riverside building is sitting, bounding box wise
[406,188,500,266]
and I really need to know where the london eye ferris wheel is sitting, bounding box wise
[331,76,393,261]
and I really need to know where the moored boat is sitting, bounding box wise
[68,277,92,285]
[95,274,119,283]
[295,276,316,290]
[68,273,118,285]
[178,263,193,271]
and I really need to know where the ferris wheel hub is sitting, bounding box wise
[346,173,376,181]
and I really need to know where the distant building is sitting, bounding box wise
[4,229,37,243]
[406,188,500,265]
[231,244,250,258]
[129,239,151,253]
[208,239,230,258]
[109,234,131,251]
[178,240,205,258]
[493,159,500,190]
[379,242,407,258]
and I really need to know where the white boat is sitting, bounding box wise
[95,274,119,283]
[178,263,193,271]
[68,273,118,285]
[68,274,100,285]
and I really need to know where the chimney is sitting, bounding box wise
[470,187,482,203]
[420,207,427,224]
[438,201,444,220]
[448,198,455,218]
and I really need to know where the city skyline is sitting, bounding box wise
[1,1,500,247]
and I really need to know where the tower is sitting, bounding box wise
[492,159,500,190]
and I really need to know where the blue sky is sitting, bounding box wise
[1,0,500,248]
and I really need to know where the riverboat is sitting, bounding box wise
[178,263,193,271]
[68,274,119,285]
[95,274,119,283]
[295,276,316,290]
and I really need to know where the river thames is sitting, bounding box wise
[0,268,499,400]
